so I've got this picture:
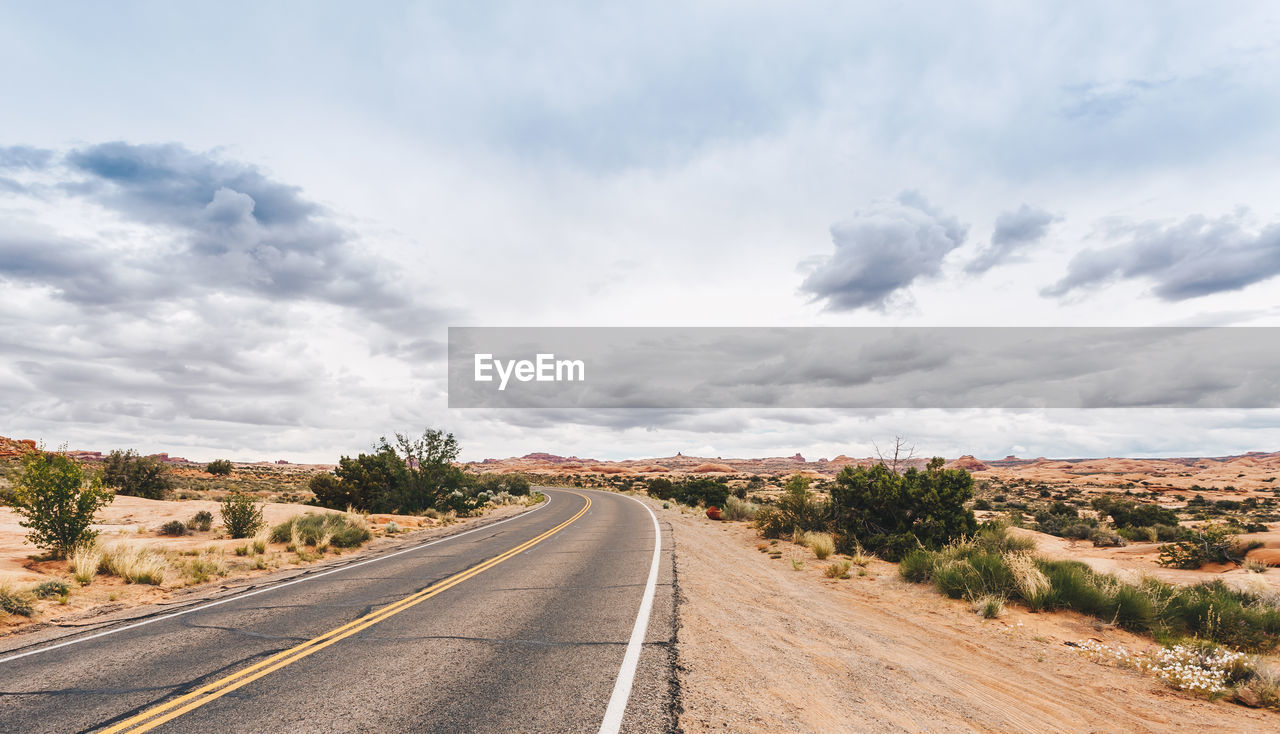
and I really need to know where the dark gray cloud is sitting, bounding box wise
[0,141,450,452]
[0,145,53,170]
[55,142,411,315]
[1044,212,1280,300]
[966,205,1057,274]
[800,192,967,311]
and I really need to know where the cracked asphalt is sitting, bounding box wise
[0,489,677,733]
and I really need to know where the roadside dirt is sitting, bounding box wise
[665,505,1280,733]
[0,496,532,637]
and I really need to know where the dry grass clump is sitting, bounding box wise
[847,543,875,567]
[801,532,836,560]
[790,558,805,571]
[272,512,371,550]
[1005,551,1050,604]
[721,496,760,522]
[973,594,1005,619]
[100,542,166,585]
[0,579,36,617]
[69,545,103,585]
[824,560,852,579]
[183,551,228,585]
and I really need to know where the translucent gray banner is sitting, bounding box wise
[447,327,1279,409]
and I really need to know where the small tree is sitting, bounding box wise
[829,457,977,560]
[754,474,827,538]
[12,450,114,558]
[221,491,264,538]
[102,449,172,500]
[205,459,233,476]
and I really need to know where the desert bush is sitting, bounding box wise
[0,581,35,616]
[158,520,188,537]
[801,531,835,560]
[1091,496,1180,529]
[824,560,852,579]
[904,541,1280,650]
[1247,559,1271,574]
[11,450,114,558]
[1157,523,1245,569]
[754,475,827,539]
[100,543,166,585]
[1117,526,1158,543]
[898,549,937,583]
[790,558,805,571]
[646,478,676,500]
[69,545,102,585]
[829,457,976,561]
[204,459,233,476]
[251,531,269,555]
[31,579,69,599]
[271,512,371,549]
[473,472,532,497]
[1089,527,1125,547]
[662,478,730,509]
[102,449,172,500]
[327,429,471,514]
[221,492,264,539]
[721,496,759,522]
[186,510,214,532]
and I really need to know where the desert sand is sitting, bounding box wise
[664,502,1280,733]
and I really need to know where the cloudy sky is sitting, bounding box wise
[3,1,1279,462]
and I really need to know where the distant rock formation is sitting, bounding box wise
[950,455,990,472]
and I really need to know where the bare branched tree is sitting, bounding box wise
[873,436,916,474]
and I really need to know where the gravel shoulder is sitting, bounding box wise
[665,505,1280,733]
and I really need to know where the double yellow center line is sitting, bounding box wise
[102,493,591,733]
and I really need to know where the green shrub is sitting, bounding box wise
[646,478,676,500]
[754,475,827,539]
[221,492,264,539]
[898,549,937,583]
[473,472,532,497]
[327,429,470,514]
[187,510,214,532]
[11,450,114,558]
[829,457,976,561]
[157,520,187,536]
[204,459,233,476]
[102,449,172,500]
[1092,496,1180,529]
[31,579,69,599]
[1089,527,1125,547]
[1158,523,1243,569]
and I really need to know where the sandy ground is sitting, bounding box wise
[0,495,525,636]
[1020,526,1280,593]
[666,505,1280,733]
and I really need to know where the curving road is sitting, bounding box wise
[0,489,676,733]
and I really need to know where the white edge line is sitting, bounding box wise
[598,493,662,734]
[0,491,555,665]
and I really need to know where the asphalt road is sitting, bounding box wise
[0,489,676,733]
